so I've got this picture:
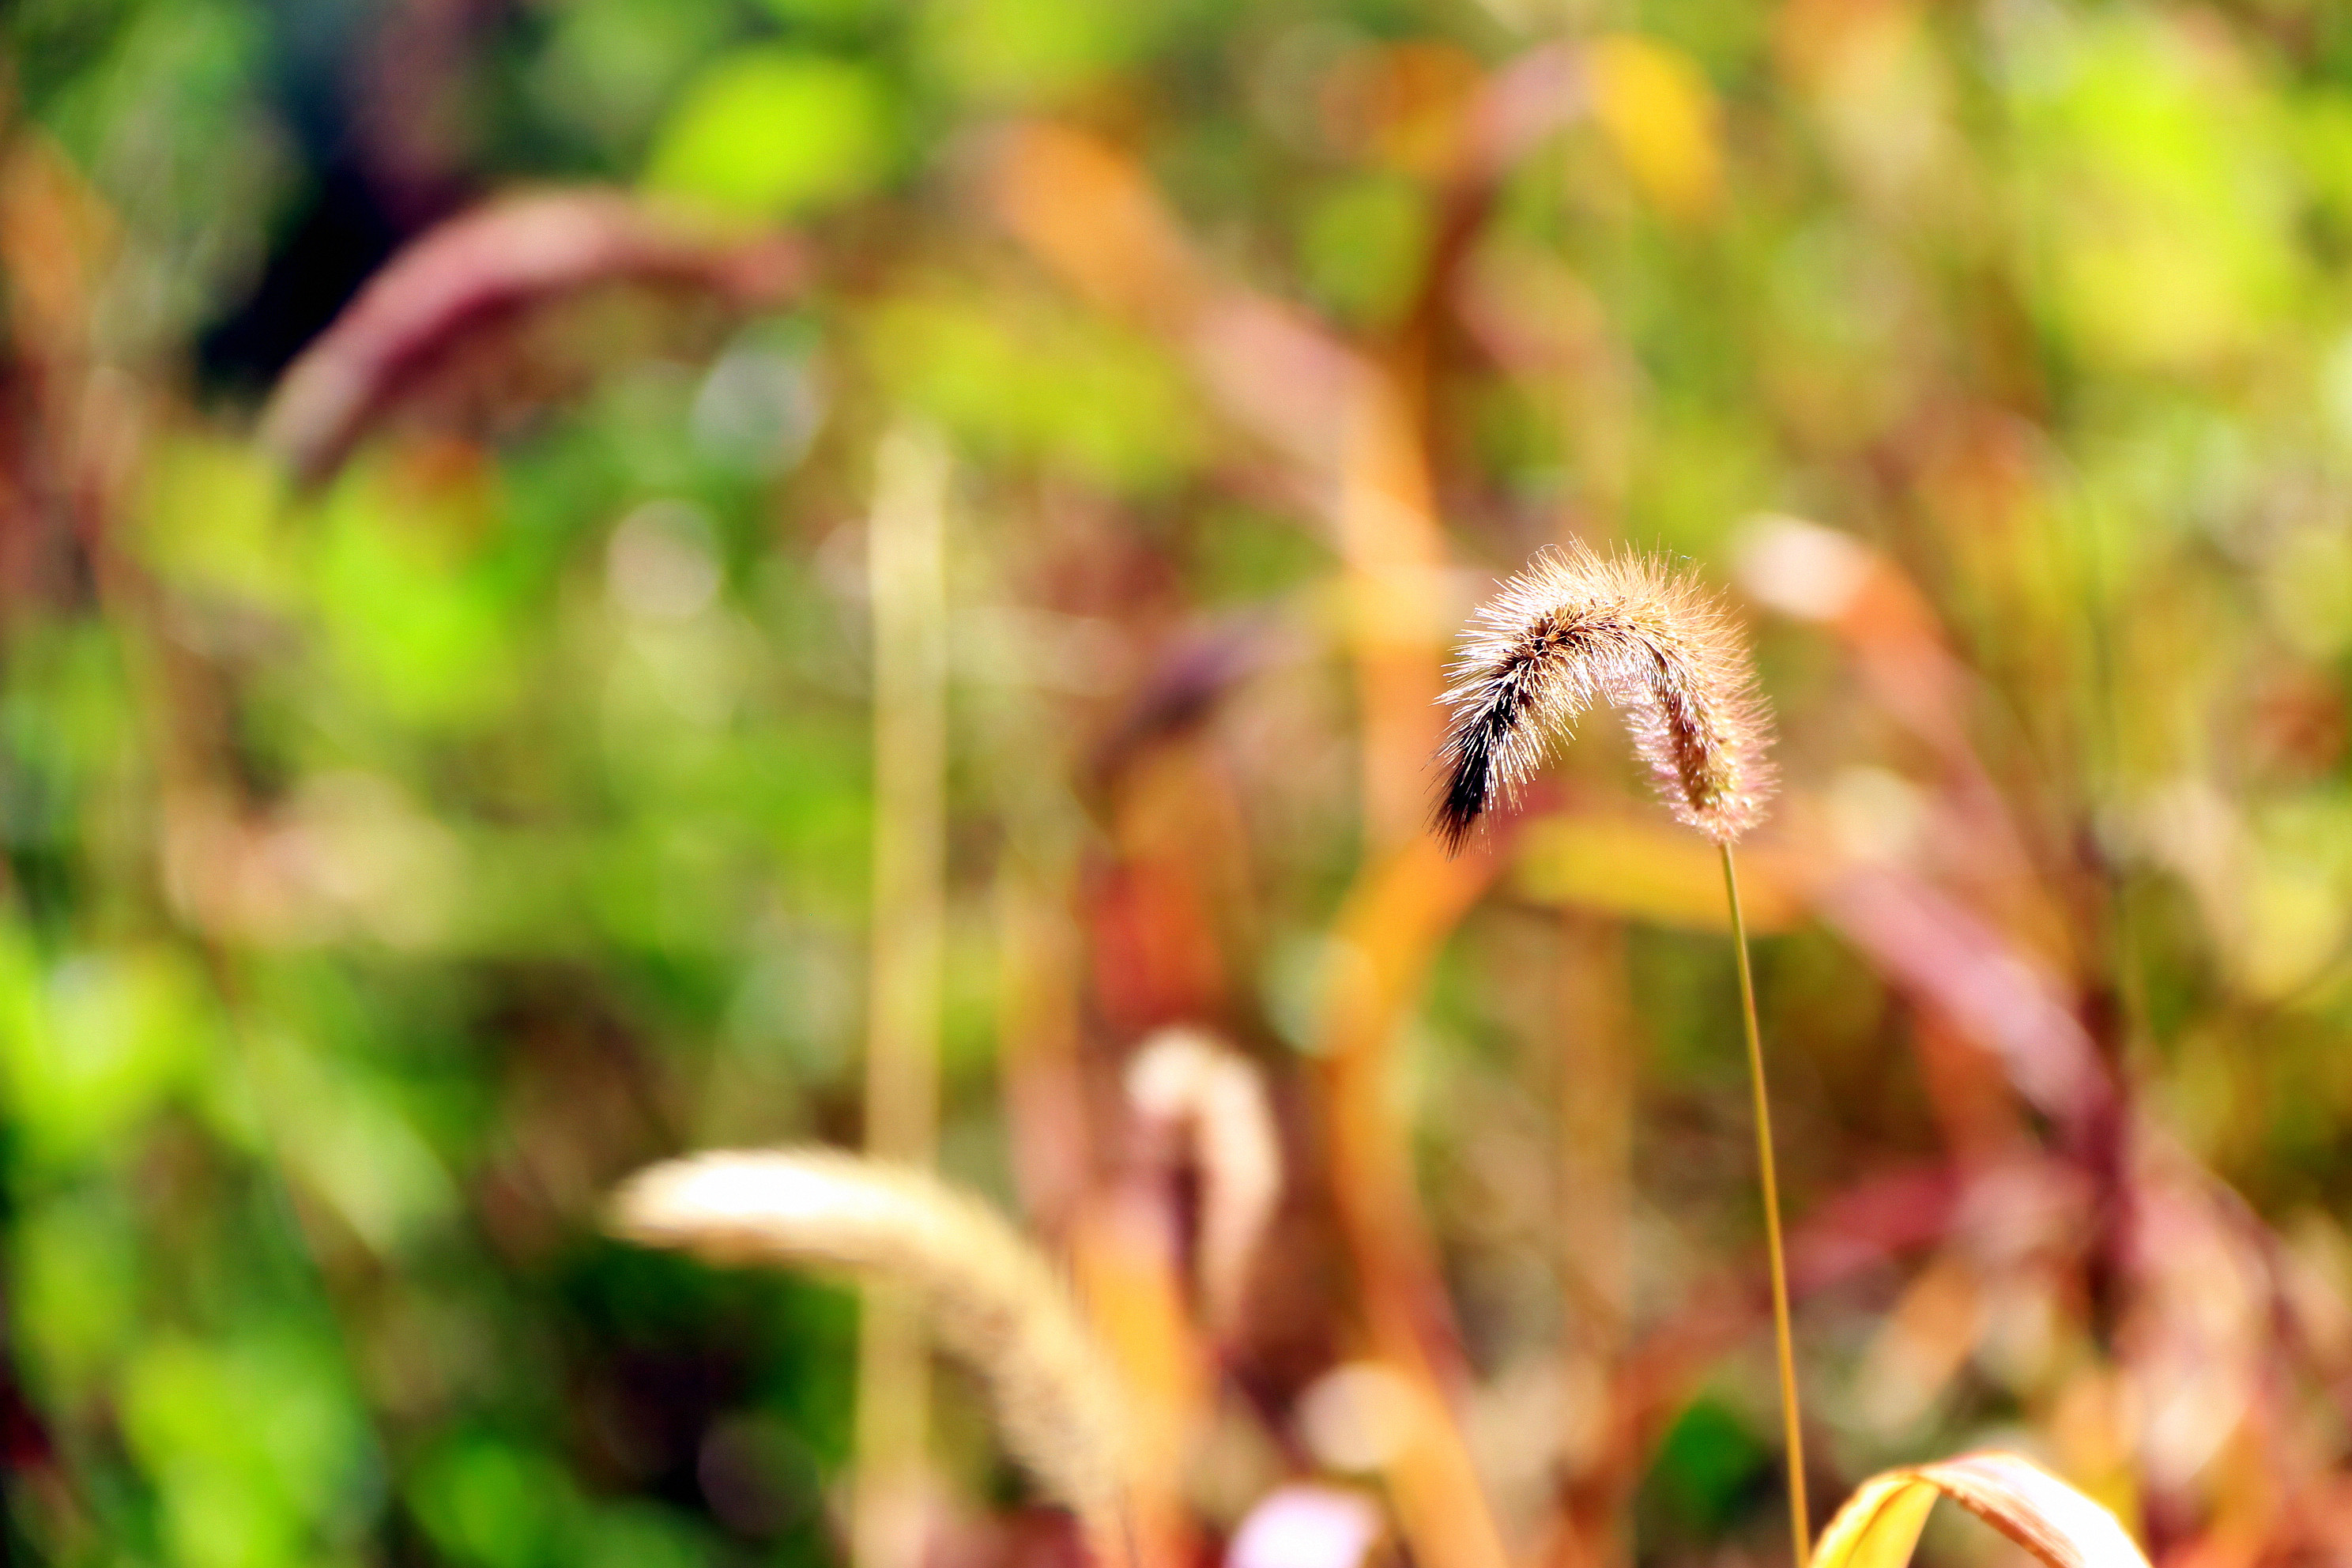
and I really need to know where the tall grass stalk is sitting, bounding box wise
[1723,844,1808,1566]
[856,424,952,1568]
[1433,543,1800,1560]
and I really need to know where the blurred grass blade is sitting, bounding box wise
[261,190,806,484]
[1813,869,2106,1125]
[857,422,952,1568]
[1811,1452,2148,1568]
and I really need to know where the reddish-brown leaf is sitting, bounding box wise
[262,190,806,483]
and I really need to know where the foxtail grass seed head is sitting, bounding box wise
[1125,1027,1283,1330]
[611,1149,1133,1547]
[1434,543,1775,851]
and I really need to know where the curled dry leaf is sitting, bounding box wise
[1811,1451,2148,1568]
[610,1149,1131,1550]
[263,189,808,484]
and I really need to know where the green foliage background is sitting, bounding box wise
[11,1,2352,1565]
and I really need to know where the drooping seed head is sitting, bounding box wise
[611,1150,1132,1547]
[1125,1027,1282,1330]
[1433,543,1775,851]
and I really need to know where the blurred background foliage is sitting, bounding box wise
[11,2,2352,1566]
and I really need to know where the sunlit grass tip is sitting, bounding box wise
[609,1148,1132,1548]
[1433,541,1776,852]
[1125,1026,1283,1329]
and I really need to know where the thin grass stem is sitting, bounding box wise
[1722,842,1809,1567]
[857,424,952,1568]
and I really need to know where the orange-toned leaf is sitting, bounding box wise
[1811,1452,2149,1568]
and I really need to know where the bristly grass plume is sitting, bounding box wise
[1433,542,1775,852]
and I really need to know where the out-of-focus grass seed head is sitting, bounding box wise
[611,1150,1133,1547]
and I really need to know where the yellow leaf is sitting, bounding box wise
[1585,35,1721,221]
[1511,812,1806,933]
[1811,1452,2149,1568]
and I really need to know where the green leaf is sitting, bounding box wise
[644,48,891,219]
[1298,174,1433,329]
[922,0,1148,103]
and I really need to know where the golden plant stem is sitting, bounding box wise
[1319,838,1511,1568]
[1336,376,1449,851]
[1721,842,1810,1568]
[1554,911,1634,1568]
[856,425,952,1568]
